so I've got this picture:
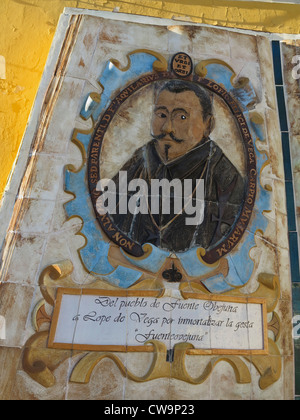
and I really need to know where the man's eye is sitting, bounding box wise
[159,113,167,118]
[181,115,187,120]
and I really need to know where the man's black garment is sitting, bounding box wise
[110,139,245,253]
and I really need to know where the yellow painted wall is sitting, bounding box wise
[0,0,300,200]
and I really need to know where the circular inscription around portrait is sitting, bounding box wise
[88,71,256,263]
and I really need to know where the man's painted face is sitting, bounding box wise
[151,89,211,162]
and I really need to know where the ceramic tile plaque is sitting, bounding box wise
[0,9,295,400]
[49,289,268,354]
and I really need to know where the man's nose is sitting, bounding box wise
[162,117,174,134]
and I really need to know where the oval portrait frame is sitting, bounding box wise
[88,71,257,265]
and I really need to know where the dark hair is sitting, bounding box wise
[157,80,213,121]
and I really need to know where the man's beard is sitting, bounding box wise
[152,133,185,162]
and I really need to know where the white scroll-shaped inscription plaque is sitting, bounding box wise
[48,289,268,355]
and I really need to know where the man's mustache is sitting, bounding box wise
[152,132,184,144]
